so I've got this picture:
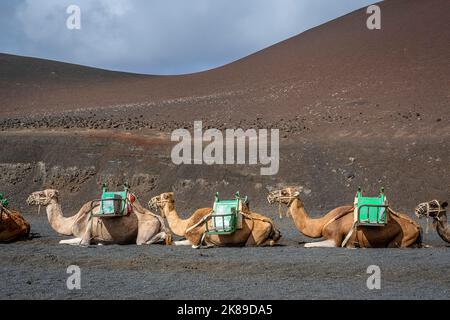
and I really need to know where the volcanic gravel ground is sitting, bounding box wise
[1,211,449,300]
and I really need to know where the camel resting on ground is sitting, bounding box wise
[0,205,30,243]
[27,189,171,246]
[149,192,281,248]
[267,187,422,248]
[415,200,449,244]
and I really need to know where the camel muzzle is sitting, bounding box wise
[26,195,38,206]
[415,200,446,219]
[148,197,160,210]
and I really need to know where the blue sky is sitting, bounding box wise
[0,0,376,75]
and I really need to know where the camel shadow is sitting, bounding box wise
[24,232,42,241]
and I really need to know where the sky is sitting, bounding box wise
[0,0,376,75]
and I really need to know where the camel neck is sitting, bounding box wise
[435,214,450,241]
[46,199,75,236]
[164,206,190,237]
[289,199,324,238]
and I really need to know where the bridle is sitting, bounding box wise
[415,200,446,221]
[28,193,51,206]
[415,200,447,234]
[148,195,173,211]
[267,189,300,218]
[27,193,53,215]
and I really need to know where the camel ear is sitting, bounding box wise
[46,190,59,198]
[442,201,448,209]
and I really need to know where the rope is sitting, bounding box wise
[341,221,358,248]
[185,212,213,234]
[321,207,354,235]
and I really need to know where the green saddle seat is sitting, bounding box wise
[354,187,388,226]
[206,192,245,235]
[0,193,8,209]
[94,184,129,217]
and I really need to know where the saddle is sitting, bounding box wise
[92,184,134,218]
[205,192,246,235]
[354,187,388,226]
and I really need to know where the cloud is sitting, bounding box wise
[0,0,376,74]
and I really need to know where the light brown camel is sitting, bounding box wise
[0,205,30,242]
[149,192,281,248]
[27,189,171,246]
[415,200,449,244]
[267,187,422,248]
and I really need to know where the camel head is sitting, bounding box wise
[27,189,60,207]
[148,192,174,217]
[415,200,447,220]
[267,187,301,205]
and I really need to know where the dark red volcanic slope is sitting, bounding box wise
[0,0,449,133]
[0,0,449,219]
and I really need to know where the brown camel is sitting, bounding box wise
[0,205,30,242]
[149,192,281,248]
[27,189,171,246]
[415,200,449,244]
[267,187,422,248]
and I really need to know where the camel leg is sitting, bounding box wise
[244,221,273,247]
[80,219,93,246]
[143,232,167,245]
[259,239,276,246]
[59,238,82,245]
[174,239,192,246]
[304,239,337,248]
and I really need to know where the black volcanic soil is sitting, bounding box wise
[1,213,449,300]
[0,0,449,299]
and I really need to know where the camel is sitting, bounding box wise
[0,204,30,243]
[415,200,449,244]
[267,187,422,248]
[149,192,281,248]
[26,189,172,246]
